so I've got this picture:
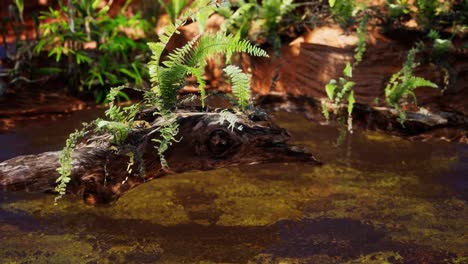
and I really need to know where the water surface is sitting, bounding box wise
[0,110,467,263]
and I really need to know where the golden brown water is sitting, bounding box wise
[0,111,467,263]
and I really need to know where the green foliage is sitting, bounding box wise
[159,0,189,23]
[329,0,355,27]
[0,2,45,86]
[219,0,299,50]
[322,62,356,132]
[384,0,461,31]
[13,0,24,22]
[223,65,252,110]
[354,15,368,65]
[54,1,267,200]
[148,13,268,110]
[95,86,140,144]
[386,0,411,18]
[35,0,151,94]
[414,0,450,29]
[427,30,453,57]
[433,39,453,55]
[151,114,180,168]
[384,46,438,124]
[55,125,88,203]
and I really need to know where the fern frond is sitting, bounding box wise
[55,127,86,203]
[354,15,368,65]
[408,76,438,89]
[159,65,189,109]
[218,110,240,131]
[224,65,251,110]
[385,45,438,124]
[184,66,207,107]
[163,34,201,68]
[151,114,180,168]
[188,33,268,68]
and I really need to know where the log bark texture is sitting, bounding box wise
[0,110,320,204]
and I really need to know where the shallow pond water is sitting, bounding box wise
[0,110,467,263]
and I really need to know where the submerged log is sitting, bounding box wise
[0,109,320,204]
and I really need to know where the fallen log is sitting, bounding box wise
[257,94,468,143]
[0,109,320,204]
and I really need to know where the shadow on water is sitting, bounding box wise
[0,110,467,263]
[0,108,104,161]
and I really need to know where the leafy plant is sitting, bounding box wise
[386,0,411,18]
[55,0,268,201]
[354,14,368,65]
[322,62,356,132]
[218,109,242,131]
[55,123,91,202]
[384,45,438,124]
[0,2,45,86]
[151,113,180,168]
[220,0,299,50]
[328,0,355,27]
[223,65,252,110]
[383,0,461,31]
[427,29,453,57]
[35,0,151,95]
[95,86,140,144]
[147,11,268,110]
[320,9,369,133]
[414,0,451,30]
[159,0,189,23]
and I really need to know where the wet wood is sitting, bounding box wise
[0,109,320,204]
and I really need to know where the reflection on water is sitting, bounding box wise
[0,109,104,161]
[0,110,467,263]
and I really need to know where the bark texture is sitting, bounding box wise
[0,110,320,204]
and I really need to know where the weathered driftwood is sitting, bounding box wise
[0,110,320,204]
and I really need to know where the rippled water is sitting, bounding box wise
[0,110,467,263]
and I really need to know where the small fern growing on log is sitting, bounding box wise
[385,45,438,124]
[223,65,251,110]
[148,32,268,109]
[55,124,91,203]
[322,62,356,133]
[54,0,268,202]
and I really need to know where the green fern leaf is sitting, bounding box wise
[224,65,251,110]
[408,76,438,90]
[325,80,337,100]
[184,66,207,107]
